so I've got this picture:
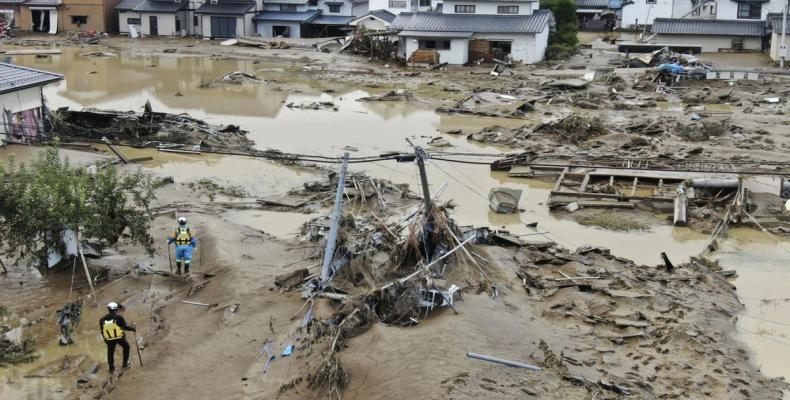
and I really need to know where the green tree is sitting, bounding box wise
[0,146,155,269]
[541,0,579,59]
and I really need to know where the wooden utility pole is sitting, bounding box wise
[406,139,435,259]
[320,152,350,283]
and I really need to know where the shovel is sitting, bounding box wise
[167,243,173,274]
[133,331,143,367]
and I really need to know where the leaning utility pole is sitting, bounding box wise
[406,138,435,259]
[781,0,788,68]
[320,152,350,283]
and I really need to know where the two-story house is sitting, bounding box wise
[621,0,716,29]
[390,0,553,64]
[253,0,359,37]
[18,0,122,33]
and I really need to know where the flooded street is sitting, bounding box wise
[3,46,790,398]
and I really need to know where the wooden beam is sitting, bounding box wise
[553,167,569,192]
[579,174,590,193]
[630,177,639,196]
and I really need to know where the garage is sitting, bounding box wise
[211,16,236,38]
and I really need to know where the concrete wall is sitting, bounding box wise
[621,0,674,28]
[140,13,177,35]
[769,32,788,61]
[256,19,301,37]
[442,0,536,15]
[118,10,141,34]
[473,31,543,63]
[717,0,786,20]
[351,2,367,15]
[655,34,762,52]
[403,36,469,64]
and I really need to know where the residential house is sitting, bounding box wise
[621,0,715,29]
[651,17,764,51]
[349,8,396,30]
[367,0,441,14]
[116,0,189,36]
[253,0,356,37]
[16,0,122,33]
[0,63,63,146]
[391,2,554,65]
[0,0,25,28]
[575,0,621,30]
[195,0,257,38]
[716,0,786,21]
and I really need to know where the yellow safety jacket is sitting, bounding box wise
[102,318,125,341]
[174,226,192,245]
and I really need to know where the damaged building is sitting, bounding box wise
[0,62,63,147]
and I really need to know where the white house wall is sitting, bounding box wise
[403,36,469,64]
[351,2,367,15]
[263,3,310,11]
[416,0,442,11]
[473,32,542,63]
[118,11,141,34]
[670,0,715,18]
[716,0,786,20]
[369,0,413,14]
[0,87,42,116]
[356,16,389,30]
[317,0,353,15]
[534,24,548,62]
[200,14,254,37]
[654,34,761,52]
[140,13,179,36]
[256,20,301,37]
[621,0,674,28]
[442,0,537,15]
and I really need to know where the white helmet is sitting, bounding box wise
[107,302,119,311]
[178,217,187,225]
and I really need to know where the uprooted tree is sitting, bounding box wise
[0,145,156,270]
[541,0,579,59]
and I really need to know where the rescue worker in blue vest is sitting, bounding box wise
[100,302,136,373]
[167,217,198,275]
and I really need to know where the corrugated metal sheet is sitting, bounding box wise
[116,0,144,10]
[392,10,553,33]
[253,10,320,21]
[134,0,187,12]
[652,18,765,37]
[195,1,255,14]
[399,30,473,38]
[0,63,63,95]
[768,14,790,33]
[311,15,354,25]
[575,0,609,8]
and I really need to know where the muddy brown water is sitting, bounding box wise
[3,48,790,398]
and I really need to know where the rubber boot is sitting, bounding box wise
[176,262,182,275]
[184,263,190,275]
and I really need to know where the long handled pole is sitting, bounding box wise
[167,244,173,274]
[133,331,143,367]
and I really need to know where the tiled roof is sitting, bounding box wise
[391,10,554,33]
[0,0,28,4]
[23,0,62,5]
[262,0,308,4]
[767,13,790,32]
[576,0,609,8]
[116,0,144,10]
[195,1,255,14]
[652,18,765,37]
[133,0,187,12]
[399,30,473,37]
[253,9,320,21]
[0,63,63,95]
[370,9,396,23]
[311,15,354,25]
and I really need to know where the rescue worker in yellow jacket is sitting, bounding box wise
[99,302,136,373]
[167,217,198,275]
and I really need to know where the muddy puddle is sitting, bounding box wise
[3,46,790,396]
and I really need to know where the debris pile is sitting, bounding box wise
[339,31,398,60]
[534,115,607,144]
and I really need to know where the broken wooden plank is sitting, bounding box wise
[579,173,590,193]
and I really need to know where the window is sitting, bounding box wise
[418,40,451,50]
[280,4,297,11]
[193,15,199,26]
[454,5,475,13]
[308,0,317,5]
[127,17,141,25]
[737,1,761,19]
[419,0,431,6]
[71,15,88,25]
[646,0,656,3]
[273,25,291,37]
[497,5,518,14]
[328,4,341,12]
[389,0,407,8]
[176,19,181,31]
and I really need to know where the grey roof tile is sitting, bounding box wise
[23,0,62,5]
[392,10,553,33]
[263,0,309,4]
[133,0,187,12]
[116,0,144,10]
[195,1,255,14]
[0,63,63,95]
[576,0,609,8]
[0,0,28,4]
[370,9,396,23]
[399,30,473,37]
[253,9,320,21]
[311,14,354,25]
[651,18,765,37]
